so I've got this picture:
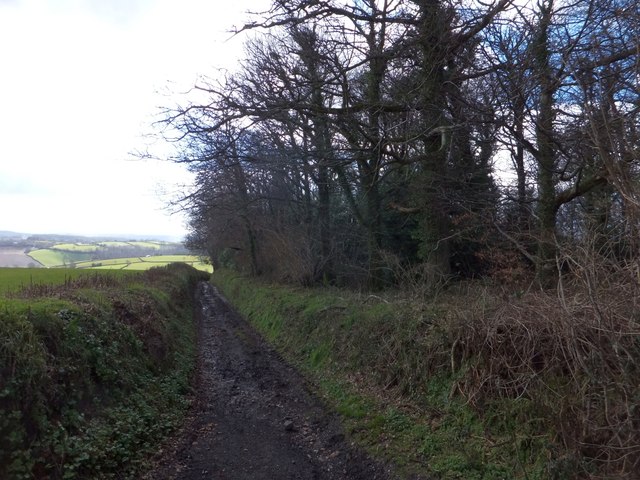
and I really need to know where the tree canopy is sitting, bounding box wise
[157,0,639,289]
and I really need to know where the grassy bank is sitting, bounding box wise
[212,270,640,479]
[0,264,210,479]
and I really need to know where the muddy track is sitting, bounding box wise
[145,282,395,480]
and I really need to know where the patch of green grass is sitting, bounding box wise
[320,378,371,419]
[307,342,330,369]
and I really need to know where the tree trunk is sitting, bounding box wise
[533,1,557,286]
[514,99,529,230]
[295,27,335,283]
[416,0,451,276]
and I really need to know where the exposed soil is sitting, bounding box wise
[0,247,39,267]
[145,282,396,480]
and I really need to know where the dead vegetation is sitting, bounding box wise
[442,248,640,477]
[215,240,640,478]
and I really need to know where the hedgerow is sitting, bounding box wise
[0,263,209,479]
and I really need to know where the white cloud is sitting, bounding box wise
[0,0,268,238]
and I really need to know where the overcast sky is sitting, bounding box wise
[0,0,268,240]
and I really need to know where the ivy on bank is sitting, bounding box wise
[0,263,209,479]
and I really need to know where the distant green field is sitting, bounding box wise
[122,263,164,271]
[97,241,165,249]
[142,255,198,263]
[21,237,211,273]
[132,241,164,249]
[0,268,138,295]
[28,249,92,267]
[97,241,133,248]
[51,243,99,252]
[74,255,213,273]
[74,257,141,268]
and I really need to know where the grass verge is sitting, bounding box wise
[212,269,639,479]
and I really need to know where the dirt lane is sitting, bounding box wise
[146,282,394,480]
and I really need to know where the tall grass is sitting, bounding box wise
[0,267,138,296]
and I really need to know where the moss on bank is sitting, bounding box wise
[0,263,210,479]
